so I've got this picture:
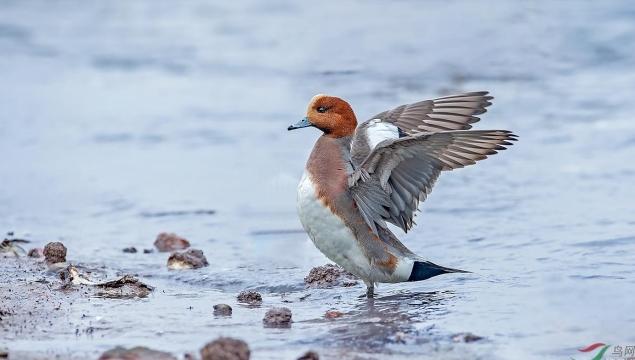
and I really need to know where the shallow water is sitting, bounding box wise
[1,1,635,359]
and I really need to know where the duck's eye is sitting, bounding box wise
[317,107,327,113]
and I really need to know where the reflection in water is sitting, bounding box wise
[312,291,454,353]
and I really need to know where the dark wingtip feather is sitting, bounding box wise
[467,116,481,123]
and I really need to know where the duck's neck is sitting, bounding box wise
[306,135,354,201]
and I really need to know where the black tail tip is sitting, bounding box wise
[407,261,470,282]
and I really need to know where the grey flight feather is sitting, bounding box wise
[351,91,494,166]
[350,130,518,234]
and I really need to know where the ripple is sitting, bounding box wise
[571,236,635,247]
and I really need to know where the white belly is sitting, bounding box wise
[296,171,373,282]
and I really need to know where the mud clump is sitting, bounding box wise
[94,275,154,299]
[123,247,137,253]
[167,249,209,270]
[213,303,232,316]
[154,232,190,252]
[236,291,262,304]
[61,265,154,299]
[200,337,250,360]
[27,248,44,258]
[324,310,344,319]
[297,351,319,360]
[304,264,358,288]
[263,307,292,327]
[99,346,176,360]
[452,332,483,343]
[43,242,67,263]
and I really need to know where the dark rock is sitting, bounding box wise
[324,310,344,319]
[167,249,209,270]
[143,248,154,253]
[452,332,483,343]
[154,232,190,252]
[213,304,232,316]
[43,242,67,263]
[297,351,319,360]
[98,346,176,360]
[123,247,137,253]
[263,307,292,327]
[236,291,262,304]
[304,264,358,288]
[200,337,250,360]
[0,348,7,358]
[27,248,44,258]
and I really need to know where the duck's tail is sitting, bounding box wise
[407,260,470,282]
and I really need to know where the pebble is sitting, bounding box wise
[324,311,344,319]
[263,307,292,327]
[43,242,67,263]
[154,232,190,252]
[452,332,483,343]
[236,291,262,304]
[27,248,44,258]
[213,304,232,316]
[200,337,250,360]
[98,346,176,360]
[297,351,319,360]
[304,264,358,288]
[167,249,209,270]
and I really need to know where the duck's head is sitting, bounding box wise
[288,94,357,138]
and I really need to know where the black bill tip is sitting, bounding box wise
[288,117,312,131]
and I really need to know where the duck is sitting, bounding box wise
[288,92,516,297]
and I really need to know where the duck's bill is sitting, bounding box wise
[288,117,312,131]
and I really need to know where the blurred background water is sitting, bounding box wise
[1,1,634,359]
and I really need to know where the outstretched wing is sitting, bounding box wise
[349,130,517,234]
[351,91,494,166]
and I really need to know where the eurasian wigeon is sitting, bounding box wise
[288,92,516,297]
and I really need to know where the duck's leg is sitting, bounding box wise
[366,284,375,298]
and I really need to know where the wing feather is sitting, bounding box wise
[350,130,517,233]
[351,91,495,165]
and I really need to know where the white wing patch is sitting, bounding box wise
[366,119,400,149]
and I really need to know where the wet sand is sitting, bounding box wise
[1,253,483,359]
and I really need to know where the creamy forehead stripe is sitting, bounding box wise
[366,119,400,149]
[309,94,328,107]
